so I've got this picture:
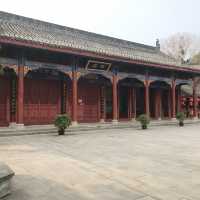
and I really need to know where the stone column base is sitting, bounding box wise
[10,123,25,129]
[9,122,17,128]
[193,117,199,121]
[100,119,105,123]
[71,121,78,127]
[112,119,118,124]
[130,118,136,122]
[171,118,176,121]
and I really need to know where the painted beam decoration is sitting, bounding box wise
[86,60,111,71]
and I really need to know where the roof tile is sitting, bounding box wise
[0,11,180,66]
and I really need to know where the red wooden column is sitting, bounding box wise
[168,90,172,118]
[100,86,106,122]
[144,78,150,117]
[133,88,137,119]
[112,72,118,123]
[128,87,132,120]
[72,68,78,126]
[193,78,198,119]
[128,87,136,120]
[6,80,10,125]
[155,90,158,119]
[17,63,24,127]
[177,87,182,112]
[171,79,176,119]
[155,89,161,119]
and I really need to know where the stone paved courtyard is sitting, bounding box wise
[1,124,200,200]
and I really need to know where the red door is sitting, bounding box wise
[0,77,10,127]
[24,79,61,125]
[78,84,100,123]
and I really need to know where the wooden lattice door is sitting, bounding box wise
[78,84,100,122]
[24,79,61,125]
[0,77,10,126]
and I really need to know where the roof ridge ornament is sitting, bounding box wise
[156,39,160,51]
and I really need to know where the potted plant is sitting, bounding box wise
[176,112,186,127]
[137,114,150,129]
[54,114,71,135]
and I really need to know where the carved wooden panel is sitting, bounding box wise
[0,77,10,126]
[24,79,61,125]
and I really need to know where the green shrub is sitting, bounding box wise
[137,114,150,129]
[54,114,71,135]
[176,112,186,127]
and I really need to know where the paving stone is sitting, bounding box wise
[137,197,156,200]
[0,124,200,199]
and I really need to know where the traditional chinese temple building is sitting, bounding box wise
[0,11,200,128]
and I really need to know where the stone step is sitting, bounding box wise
[0,120,199,137]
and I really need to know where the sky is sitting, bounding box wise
[1,0,200,46]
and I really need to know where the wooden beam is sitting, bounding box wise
[1,37,200,74]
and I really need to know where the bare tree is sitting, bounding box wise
[191,52,200,65]
[161,33,199,63]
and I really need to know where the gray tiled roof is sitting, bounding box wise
[0,11,179,66]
